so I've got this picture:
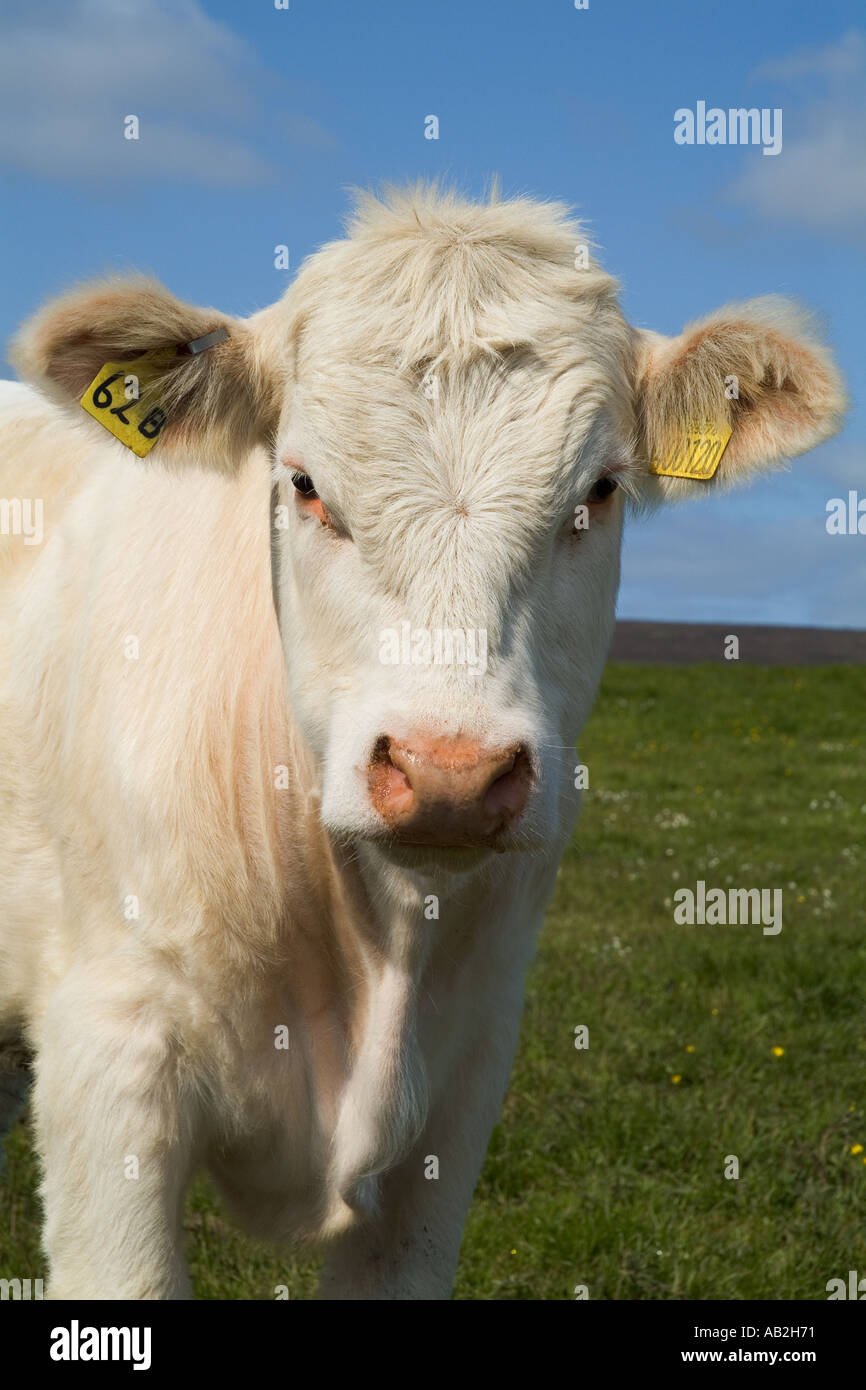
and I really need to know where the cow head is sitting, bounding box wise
[12,186,846,879]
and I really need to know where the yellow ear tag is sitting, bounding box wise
[80,349,175,457]
[650,421,733,481]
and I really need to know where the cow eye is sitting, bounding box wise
[289,470,336,531]
[291,471,319,499]
[586,475,619,504]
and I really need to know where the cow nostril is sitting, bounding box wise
[370,734,395,767]
[483,745,532,821]
[368,736,414,815]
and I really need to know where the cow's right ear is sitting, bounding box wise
[9,276,282,473]
[630,296,846,501]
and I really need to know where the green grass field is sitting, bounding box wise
[2,662,864,1299]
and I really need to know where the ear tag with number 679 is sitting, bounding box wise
[79,349,176,457]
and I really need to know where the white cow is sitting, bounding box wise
[0,186,845,1298]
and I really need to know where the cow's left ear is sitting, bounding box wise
[632,296,846,500]
[9,276,282,473]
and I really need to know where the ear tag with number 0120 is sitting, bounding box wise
[650,421,733,480]
[80,349,175,457]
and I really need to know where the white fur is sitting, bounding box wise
[0,186,844,1299]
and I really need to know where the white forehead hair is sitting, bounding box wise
[260,183,637,603]
[261,181,632,377]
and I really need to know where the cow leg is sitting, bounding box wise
[33,966,197,1300]
[318,985,527,1301]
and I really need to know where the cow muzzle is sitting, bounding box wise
[367,733,533,848]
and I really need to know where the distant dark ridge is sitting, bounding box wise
[610,622,866,665]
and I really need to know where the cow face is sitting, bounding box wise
[268,329,634,870]
[12,187,845,878]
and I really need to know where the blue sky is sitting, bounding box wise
[1,0,863,626]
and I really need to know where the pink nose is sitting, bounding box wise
[367,734,532,848]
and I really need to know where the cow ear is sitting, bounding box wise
[9,276,281,473]
[633,296,846,501]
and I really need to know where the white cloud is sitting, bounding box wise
[0,0,335,186]
[727,30,866,245]
[753,28,866,81]
[729,118,866,241]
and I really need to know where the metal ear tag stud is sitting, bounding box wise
[182,327,230,356]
